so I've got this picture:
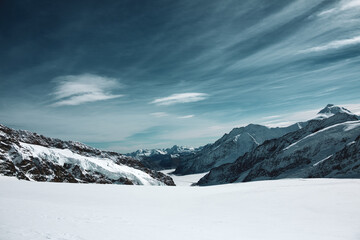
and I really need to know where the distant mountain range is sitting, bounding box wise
[126,145,199,170]
[197,104,360,185]
[0,124,175,186]
[1,104,359,187]
[174,123,305,175]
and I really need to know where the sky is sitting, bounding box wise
[1,0,360,152]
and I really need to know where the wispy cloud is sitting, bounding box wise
[150,112,169,118]
[261,115,281,120]
[178,115,194,119]
[300,36,360,53]
[51,74,123,106]
[150,93,208,106]
[341,0,360,10]
[317,0,360,16]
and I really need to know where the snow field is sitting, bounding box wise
[1,177,360,240]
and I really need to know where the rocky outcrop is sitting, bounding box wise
[0,124,175,186]
[308,135,360,178]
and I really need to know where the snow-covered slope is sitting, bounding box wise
[127,145,198,170]
[198,106,360,186]
[175,123,304,175]
[0,124,174,186]
[1,176,359,240]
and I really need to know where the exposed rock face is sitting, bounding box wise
[0,124,175,186]
[197,110,360,186]
[174,123,304,175]
[308,135,360,178]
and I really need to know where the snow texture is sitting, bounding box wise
[1,176,359,240]
[161,169,208,186]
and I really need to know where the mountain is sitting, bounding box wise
[0,124,175,186]
[174,123,305,175]
[317,104,353,117]
[127,145,199,170]
[197,105,360,186]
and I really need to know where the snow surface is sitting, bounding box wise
[16,142,165,186]
[161,169,208,186]
[1,176,360,240]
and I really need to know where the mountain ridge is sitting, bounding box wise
[174,121,306,175]
[126,145,199,170]
[197,107,360,186]
[0,124,175,186]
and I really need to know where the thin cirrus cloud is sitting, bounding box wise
[178,115,194,119]
[150,93,208,106]
[150,112,169,118]
[51,74,123,106]
[300,36,360,53]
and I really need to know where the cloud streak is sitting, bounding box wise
[178,115,194,119]
[300,36,360,53]
[51,74,123,106]
[150,93,208,106]
[150,112,169,118]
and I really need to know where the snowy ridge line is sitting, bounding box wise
[283,120,360,151]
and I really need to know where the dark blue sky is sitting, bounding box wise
[1,0,360,152]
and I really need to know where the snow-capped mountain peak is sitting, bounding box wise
[318,104,353,116]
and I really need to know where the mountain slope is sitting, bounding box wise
[174,123,304,175]
[0,124,175,186]
[198,106,360,186]
[308,134,360,178]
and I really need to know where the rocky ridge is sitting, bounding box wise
[197,105,360,186]
[0,124,175,186]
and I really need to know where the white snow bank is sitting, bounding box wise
[1,177,359,240]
